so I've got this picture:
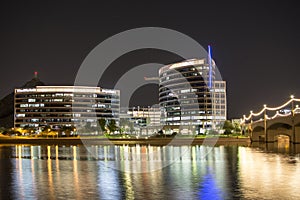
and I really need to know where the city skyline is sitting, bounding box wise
[0,1,299,119]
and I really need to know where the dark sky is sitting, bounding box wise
[0,1,299,119]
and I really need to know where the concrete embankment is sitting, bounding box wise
[0,137,251,146]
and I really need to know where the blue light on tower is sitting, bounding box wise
[208,45,212,89]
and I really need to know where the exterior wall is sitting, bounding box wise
[14,86,120,128]
[158,58,226,134]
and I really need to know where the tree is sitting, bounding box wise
[98,118,106,133]
[233,121,242,133]
[222,120,235,135]
[119,118,134,134]
[61,125,72,137]
[107,119,118,134]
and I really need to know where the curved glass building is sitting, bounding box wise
[159,58,226,134]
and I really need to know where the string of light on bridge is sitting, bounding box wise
[242,95,300,123]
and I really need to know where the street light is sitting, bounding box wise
[263,104,267,142]
[290,95,295,142]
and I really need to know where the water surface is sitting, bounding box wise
[0,143,299,199]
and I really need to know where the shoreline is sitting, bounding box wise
[0,137,251,146]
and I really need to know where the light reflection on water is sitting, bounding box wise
[0,144,299,199]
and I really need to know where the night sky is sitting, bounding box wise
[0,1,299,119]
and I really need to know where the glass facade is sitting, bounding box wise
[14,86,120,128]
[159,59,226,134]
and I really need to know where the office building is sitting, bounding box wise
[119,106,161,135]
[159,58,226,134]
[14,86,120,129]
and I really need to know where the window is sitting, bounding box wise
[181,89,190,94]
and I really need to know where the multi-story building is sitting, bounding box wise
[14,86,120,129]
[159,58,226,134]
[119,106,161,135]
[213,81,227,123]
[128,106,160,126]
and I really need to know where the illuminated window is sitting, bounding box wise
[181,89,190,93]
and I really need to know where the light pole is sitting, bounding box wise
[263,104,267,143]
[250,110,253,138]
[290,95,295,143]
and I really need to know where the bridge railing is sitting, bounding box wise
[242,95,300,124]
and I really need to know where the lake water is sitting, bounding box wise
[0,142,300,199]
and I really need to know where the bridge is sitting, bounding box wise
[242,95,300,143]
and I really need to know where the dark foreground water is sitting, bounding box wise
[0,142,300,200]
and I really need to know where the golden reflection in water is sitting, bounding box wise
[30,146,36,195]
[47,146,54,199]
[55,145,58,160]
[277,135,290,152]
[123,173,134,199]
[73,146,77,161]
[17,145,24,198]
[73,146,81,199]
[55,145,60,188]
[238,147,300,199]
[55,145,59,171]
[47,146,51,160]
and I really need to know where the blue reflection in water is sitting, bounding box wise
[199,170,223,200]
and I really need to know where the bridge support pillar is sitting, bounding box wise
[295,127,300,144]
